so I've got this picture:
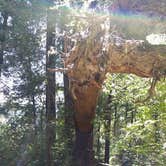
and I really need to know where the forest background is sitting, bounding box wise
[0,0,166,165]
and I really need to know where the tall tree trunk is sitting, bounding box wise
[32,94,38,159]
[0,12,8,75]
[62,33,75,163]
[45,8,56,166]
[64,74,74,164]
[32,94,37,135]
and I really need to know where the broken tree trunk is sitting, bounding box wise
[47,3,166,163]
[65,19,166,165]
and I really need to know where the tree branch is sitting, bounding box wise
[107,41,166,78]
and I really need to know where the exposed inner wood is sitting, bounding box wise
[66,29,166,132]
[49,9,165,132]
[107,43,166,77]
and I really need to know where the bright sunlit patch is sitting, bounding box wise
[146,34,166,45]
[0,92,5,104]
[0,115,7,124]
[48,1,166,42]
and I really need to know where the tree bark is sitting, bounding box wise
[72,83,99,166]
[104,130,110,164]
[62,31,75,163]
[73,128,94,166]
[45,9,56,166]
[64,74,75,164]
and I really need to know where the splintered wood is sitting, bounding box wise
[60,19,166,133]
[65,17,166,95]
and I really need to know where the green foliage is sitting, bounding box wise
[95,74,166,165]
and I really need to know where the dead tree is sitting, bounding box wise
[49,1,166,165]
[64,17,166,165]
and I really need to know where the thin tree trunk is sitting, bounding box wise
[113,105,118,137]
[125,103,128,125]
[96,120,101,161]
[32,94,39,161]
[38,96,45,164]
[104,94,112,164]
[45,8,56,166]
[32,94,37,136]
[0,12,8,75]
[104,120,111,164]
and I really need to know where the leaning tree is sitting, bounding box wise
[49,0,166,165]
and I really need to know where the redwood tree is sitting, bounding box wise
[45,8,56,166]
